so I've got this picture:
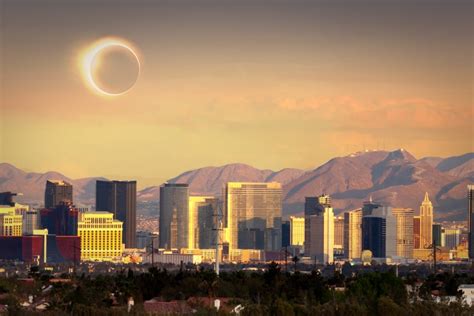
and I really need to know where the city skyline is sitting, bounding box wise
[1,0,472,187]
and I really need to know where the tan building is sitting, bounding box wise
[344,209,362,260]
[334,216,344,251]
[419,192,434,248]
[309,204,334,264]
[223,182,282,251]
[392,208,414,258]
[188,196,217,249]
[78,212,123,261]
[289,216,304,246]
[0,205,23,236]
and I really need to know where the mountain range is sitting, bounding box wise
[1,149,473,220]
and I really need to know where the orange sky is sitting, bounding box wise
[1,0,473,188]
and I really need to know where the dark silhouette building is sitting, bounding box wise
[96,180,137,248]
[40,202,79,236]
[281,221,290,248]
[44,180,73,208]
[432,223,442,247]
[0,192,17,206]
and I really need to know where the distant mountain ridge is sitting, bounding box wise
[1,149,473,220]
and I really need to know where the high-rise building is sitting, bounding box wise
[188,196,217,249]
[419,192,433,248]
[433,224,442,247]
[40,202,78,235]
[468,185,474,259]
[308,198,334,263]
[0,192,18,206]
[442,228,461,250]
[413,216,421,249]
[96,180,137,248]
[0,205,23,236]
[159,183,189,249]
[334,216,344,251]
[290,216,304,246]
[281,221,290,248]
[362,206,396,258]
[223,182,282,251]
[344,208,362,260]
[304,195,331,254]
[23,210,40,235]
[392,208,414,259]
[78,212,123,261]
[45,180,73,208]
[362,197,382,216]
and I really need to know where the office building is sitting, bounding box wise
[281,221,290,248]
[362,197,381,216]
[392,208,414,259]
[309,198,334,263]
[23,209,40,235]
[290,216,304,246]
[96,180,137,248]
[188,196,218,249]
[223,182,282,251]
[304,194,331,254]
[40,202,78,235]
[362,206,396,258]
[45,180,73,208]
[78,212,123,261]
[468,185,474,259]
[433,223,442,247]
[413,216,421,249]
[419,192,434,248]
[334,216,344,251]
[344,208,362,260]
[0,205,23,236]
[159,183,189,249]
[442,228,461,250]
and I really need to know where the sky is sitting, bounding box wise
[1,0,473,188]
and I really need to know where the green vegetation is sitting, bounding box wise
[0,263,473,315]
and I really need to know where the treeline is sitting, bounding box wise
[1,263,474,315]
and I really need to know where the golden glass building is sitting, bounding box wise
[392,208,414,258]
[334,216,344,251]
[78,211,123,261]
[0,205,23,236]
[419,192,433,248]
[223,182,282,251]
[188,196,217,249]
[289,216,304,246]
[343,208,362,260]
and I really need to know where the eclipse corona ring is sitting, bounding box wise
[80,37,140,96]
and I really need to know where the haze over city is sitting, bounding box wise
[1,0,472,187]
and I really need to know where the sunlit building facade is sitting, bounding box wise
[289,216,304,246]
[392,208,414,258]
[160,183,189,249]
[334,216,344,251]
[78,212,123,261]
[0,205,23,236]
[344,208,362,260]
[304,194,331,254]
[223,182,282,251]
[188,196,217,249]
[309,203,334,263]
[419,192,433,248]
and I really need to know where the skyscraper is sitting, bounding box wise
[40,202,79,236]
[344,208,362,260]
[468,185,474,259]
[281,221,290,248]
[23,210,40,235]
[419,192,433,248]
[413,216,421,249]
[290,216,304,246]
[304,195,331,254]
[223,182,282,251]
[96,180,137,248]
[309,198,334,263]
[433,223,442,247]
[392,208,414,259]
[334,216,344,252]
[45,180,73,208]
[188,196,217,249]
[362,206,396,258]
[159,183,189,249]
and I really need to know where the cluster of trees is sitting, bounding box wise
[1,262,474,315]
